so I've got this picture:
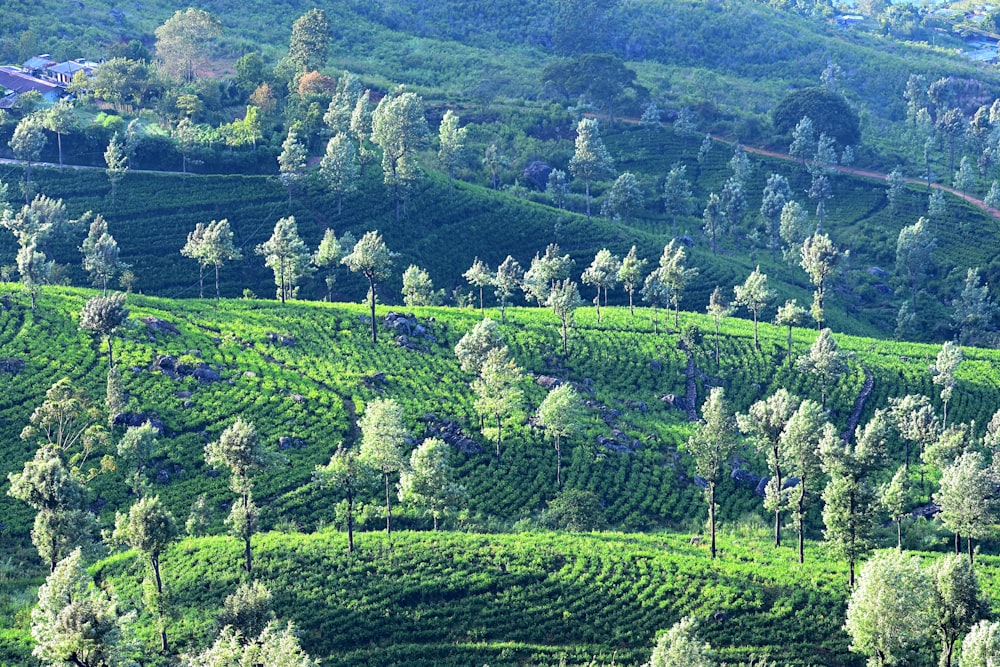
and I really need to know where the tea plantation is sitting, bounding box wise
[2,286,1000,665]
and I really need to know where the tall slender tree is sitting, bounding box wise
[733,266,773,352]
[493,255,523,324]
[358,398,409,535]
[438,110,466,197]
[473,346,524,459]
[536,384,584,489]
[256,216,313,304]
[618,245,647,316]
[204,418,274,573]
[580,248,620,322]
[658,240,698,330]
[705,287,732,365]
[371,91,429,222]
[341,231,397,343]
[738,389,800,547]
[933,341,963,427]
[687,387,738,559]
[569,117,614,220]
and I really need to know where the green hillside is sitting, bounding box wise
[94,530,866,667]
[0,283,998,664]
[6,1,1000,665]
[2,121,996,342]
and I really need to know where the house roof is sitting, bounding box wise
[49,60,99,77]
[22,55,56,70]
[0,66,62,97]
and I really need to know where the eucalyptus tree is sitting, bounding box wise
[760,173,792,261]
[218,580,273,640]
[350,91,376,174]
[205,418,275,574]
[781,402,833,563]
[312,228,347,302]
[44,98,76,172]
[277,129,307,206]
[800,232,840,328]
[822,412,887,586]
[935,450,996,562]
[617,245,647,315]
[464,257,492,313]
[314,445,373,553]
[154,8,221,83]
[885,166,906,215]
[80,293,129,369]
[888,393,940,470]
[10,114,47,202]
[658,240,698,330]
[437,110,466,197]
[342,231,398,343]
[454,317,503,375]
[323,71,362,135]
[31,548,131,667]
[398,437,465,530]
[663,163,693,233]
[371,90,429,222]
[932,341,963,427]
[720,177,746,232]
[702,192,724,255]
[358,398,409,535]
[482,141,508,189]
[569,117,614,220]
[895,217,935,309]
[401,265,442,307]
[961,620,1000,667]
[8,446,94,572]
[774,299,807,364]
[16,237,51,309]
[929,188,947,219]
[845,549,933,666]
[493,255,523,324]
[319,133,358,215]
[648,616,716,667]
[256,216,313,304]
[953,268,996,345]
[930,554,989,667]
[81,215,126,295]
[116,421,158,499]
[687,387,738,559]
[472,346,524,459]
[641,268,671,334]
[779,200,810,263]
[104,132,128,204]
[547,169,568,209]
[548,280,583,357]
[288,8,329,72]
[187,621,318,667]
[602,171,643,223]
[536,383,584,489]
[737,389,800,547]
[880,466,912,549]
[181,219,241,299]
[797,328,846,410]
[733,266,773,352]
[580,248,620,322]
[705,287,733,365]
[112,495,177,653]
[789,116,816,166]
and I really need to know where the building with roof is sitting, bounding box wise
[0,66,62,102]
[21,54,56,75]
[47,59,99,85]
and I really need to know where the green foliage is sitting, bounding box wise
[772,88,860,147]
[543,488,605,532]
